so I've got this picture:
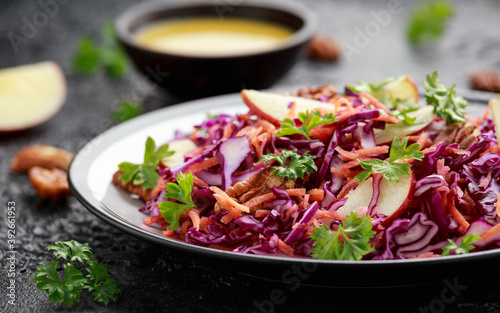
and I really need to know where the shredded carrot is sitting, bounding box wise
[283,204,299,221]
[243,192,274,208]
[179,219,193,239]
[447,196,469,234]
[496,195,500,217]
[436,159,446,178]
[278,238,294,256]
[210,186,250,213]
[162,230,175,237]
[333,97,353,111]
[316,210,346,221]
[287,101,297,119]
[285,188,307,197]
[185,157,219,173]
[359,92,391,114]
[357,146,390,156]
[479,172,492,188]
[143,215,163,226]
[222,122,235,140]
[308,188,324,202]
[422,146,438,154]
[416,132,430,151]
[187,209,201,230]
[192,174,209,188]
[335,146,360,160]
[330,167,361,178]
[374,115,400,123]
[337,179,360,199]
[199,217,214,232]
[480,222,500,241]
[309,126,336,141]
[301,194,310,210]
[220,206,243,224]
[339,158,371,171]
[255,210,272,218]
[255,119,276,133]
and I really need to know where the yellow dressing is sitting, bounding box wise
[134,17,294,56]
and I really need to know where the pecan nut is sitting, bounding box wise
[469,70,500,93]
[11,145,74,173]
[28,166,71,201]
[308,34,341,62]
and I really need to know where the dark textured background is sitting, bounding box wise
[1,0,500,312]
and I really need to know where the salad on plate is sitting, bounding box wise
[112,71,500,261]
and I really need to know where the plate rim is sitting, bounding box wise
[68,90,500,270]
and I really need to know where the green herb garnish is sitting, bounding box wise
[311,212,375,260]
[442,234,481,256]
[347,77,395,95]
[406,0,454,45]
[259,149,317,180]
[158,172,196,230]
[424,71,468,125]
[72,21,129,77]
[276,110,336,141]
[354,136,424,183]
[118,137,174,190]
[31,240,120,308]
[112,100,143,123]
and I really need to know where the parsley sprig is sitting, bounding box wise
[118,137,174,190]
[424,71,468,125]
[31,240,120,308]
[442,234,481,256]
[72,21,129,77]
[406,0,454,45]
[354,136,424,183]
[311,212,375,260]
[259,149,317,180]
[276,110,336,141]
[159,172,196,230]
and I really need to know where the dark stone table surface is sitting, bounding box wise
[1,0,500,312]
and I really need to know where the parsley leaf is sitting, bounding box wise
[71,21,129,78]
[424,71,468,124]
[406,0,454,45]
[390,109,420,125]
[276,110,336,141]
[259,150,317,180]
[118,137,174,190]
[442,234,481,256]
[31,241,121,308]
[159,172,196,230]
[85,261,121,306]
[112,100,143,123]
[354,136,424,183]
[311,212,375,260]
[347,77,395,95]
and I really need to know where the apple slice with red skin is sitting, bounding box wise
[241,89,336,126]
[374,105,435,145]
[0,61,66,133]
[337,173,416,227]
[489,99,500,147]
[374,75,420,104]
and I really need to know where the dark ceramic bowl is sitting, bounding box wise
[115,0,317,98]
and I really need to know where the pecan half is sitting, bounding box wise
[433,122,479,149]
[11,145,73,173]
[288,84,338,101]
[469,70,500,93]
[308,34,341,62]
[28,167,71,201]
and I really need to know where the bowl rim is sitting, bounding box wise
[115,0,318,59]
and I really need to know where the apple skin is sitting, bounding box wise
[241,89,335,126]
[337,173,415,228]
[489,99,500,146]
[374,75,419,104]
[374,105,435,145]
[0,61,67,133]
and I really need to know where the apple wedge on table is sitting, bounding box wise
[0,61,66,133]
[337,173,416,227]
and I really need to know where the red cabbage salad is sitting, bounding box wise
[114,72,500,260]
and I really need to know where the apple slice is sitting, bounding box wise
[241,89,335,126]
[374,105,435,145]
[0,61,66,133]
[337,173,415,227]
[160,139,197,167]
[374,75,420,104]
[489,99,500,147]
